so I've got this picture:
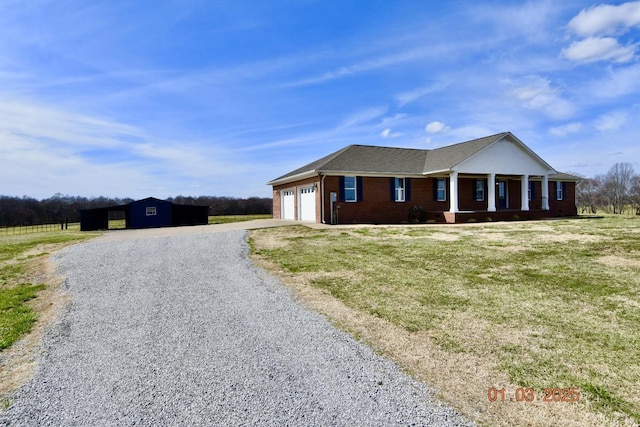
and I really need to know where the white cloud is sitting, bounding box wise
[561,37,636,63]
[395,82,447,106]
[425,121,449,134]
[588,63,640,98]
[339,106,388,129]
[378,113,408,127]
[0,98,249,198]
[568,1,640,36]
[0,129,152,199]
[290,48,429,87]
[470,0,561,42]
[595,111,628,131]
[549,122,583,136]
[0,100,143,149]
[380,128,401,138]
[508,76,574,119]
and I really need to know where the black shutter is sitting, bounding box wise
[433,179,438,201]
[446,178,450,201]
[406,178,411,202]
[484,179,489,201]
[562,182,567,200]
[390,178,396,201]
[472,179,478,201]
[531,181,536,200]
[339,176,345,202]
[357,176,363,202]
[554,181,559,200]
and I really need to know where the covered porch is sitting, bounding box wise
[442,172,550,223]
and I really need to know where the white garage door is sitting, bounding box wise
[299,186,316,221]
[282,190,295,220]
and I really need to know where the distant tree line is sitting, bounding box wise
[0,194,272,226]
[576,162,640,215]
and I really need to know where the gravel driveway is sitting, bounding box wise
[1,228,472,426]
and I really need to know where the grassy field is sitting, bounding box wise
[250,216,640,426]
[208,214,272,224]
[1,223,82,236]
[0,230,95,350]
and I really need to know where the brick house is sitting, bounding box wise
[267,132,579,224]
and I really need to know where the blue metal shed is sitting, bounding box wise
[128,197,173,229]
[79,197,209,231]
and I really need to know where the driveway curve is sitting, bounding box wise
[1,227,472,426]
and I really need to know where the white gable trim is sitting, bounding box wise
[454,133,556,176]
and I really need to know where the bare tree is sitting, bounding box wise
[631,175,640,215]
[603,162,635,214]
[576,176,603,214]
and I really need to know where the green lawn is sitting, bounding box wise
[208,214,272,224]
[0,231,95,350]
[251,216,640,425]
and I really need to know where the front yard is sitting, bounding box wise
[250,216,640,426]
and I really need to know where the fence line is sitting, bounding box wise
[1,223,75,236]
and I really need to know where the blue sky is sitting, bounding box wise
[1,0,640,200]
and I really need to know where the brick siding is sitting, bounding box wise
[272,174,577,223]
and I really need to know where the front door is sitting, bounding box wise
[498,181,508,209]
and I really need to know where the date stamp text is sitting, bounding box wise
[487,387,581,403]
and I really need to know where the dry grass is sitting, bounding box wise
[0,256,69,407]
[0,231,95,408]
[250,217,640,426]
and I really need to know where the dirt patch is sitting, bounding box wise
[424,232,460,242]
[476,231,603,246]
[539,233,603,243]
[597,255,640,269]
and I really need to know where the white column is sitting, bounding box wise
[542,175,550,210]
[487,173,496,212]
[449,171,459,213]
[521,175,529,211]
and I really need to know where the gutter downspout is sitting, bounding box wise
[320,173,326,223]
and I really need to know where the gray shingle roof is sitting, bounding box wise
[321,145,429,174]
[267,145,427,184]
[268,132,558,185]
[550,172,583,181]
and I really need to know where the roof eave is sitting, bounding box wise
[550,172,583,182]
[267,170,319,186]
[321,170,426,177]
[422,168,451,175]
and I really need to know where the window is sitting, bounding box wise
[344,176,357,202]
[556,182,564,200]
[146,206,157,216]
[474,179,484,201]
[436,178,447,201]
[395,178,405,202]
